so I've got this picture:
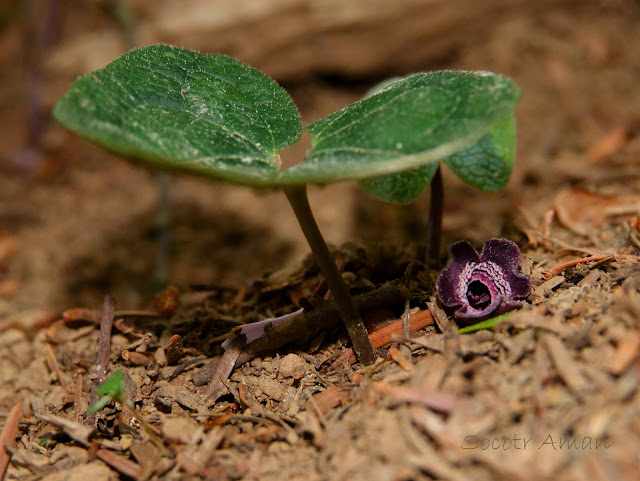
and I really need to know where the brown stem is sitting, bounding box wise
[283,186,377,365]
[85,295,115,427]
[238,283,408,366]
[96,296,116,382]
[426,164,444,268]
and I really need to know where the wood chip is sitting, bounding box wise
[543,335,593,399]
[95,449,143,479]
[388,345,414,371]
[155,385,204,411]
[36,413,93,448]
[372,381,456,413]
[608,330,640,375]
[205,335,245,404]
[311,387,352,415]
[427,299,449,332]
[165,334,184,365]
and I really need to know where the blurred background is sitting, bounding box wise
[0,0,638,320]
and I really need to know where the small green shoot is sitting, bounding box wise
[457,311,514,334]
[86,370,167,454]
[86,369,129,416]
[53,45,521,365]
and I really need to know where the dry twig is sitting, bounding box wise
[0,403,21,480]
[330,308,434,370]
[96,295,116,382]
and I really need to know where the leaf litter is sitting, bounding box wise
[2,2,640,480]
[3,215,640,480]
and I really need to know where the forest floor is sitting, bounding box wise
[1,1,640,480]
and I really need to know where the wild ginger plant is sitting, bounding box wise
[53,45,520,365]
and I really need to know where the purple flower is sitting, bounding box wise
[436,238,530,321]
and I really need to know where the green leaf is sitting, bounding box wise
[54,46,520,193]
[457,311,514,334]
[295,71,520,201]
[359,164,439,204]
[85,395,112,416]
[94,369,126,397]
[85,370,127,415]
[53,45,302,184]
[443,113,516,192]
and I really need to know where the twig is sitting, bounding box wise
[35,413,119,451]
[330,308,434,370]
[73,374,83,424]
[237,284,409,366]
[85,296,115,428]
[96,296,116,382]
[388,345,414,371]
[44,343,69,390]
[427,298,449,332]
[401,300,411,338]
[0,403,21,480]
[167,355,207,382]
[541,255,613,279]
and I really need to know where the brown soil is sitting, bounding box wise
[1,1,640,480]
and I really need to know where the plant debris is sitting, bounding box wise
[2,2,640,480]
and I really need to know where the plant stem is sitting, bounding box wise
[426,163,444,268]
[283,186,377,366]
[96,295,115,382]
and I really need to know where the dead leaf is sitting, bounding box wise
[587,125,628,163]
[554,189,640,236]
[608,330,640,375]
[372,381,457,413]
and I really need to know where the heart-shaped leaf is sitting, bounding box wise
[291,71,520,201]
[53,45,302,185]
[54,46,520,196]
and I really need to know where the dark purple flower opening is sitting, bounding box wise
[436,238,530,321]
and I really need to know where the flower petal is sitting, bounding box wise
[479,238,530,299]
[436,241,481,307]
[437,237,531,322]
[455,294,503,320]
[479,238,521,272]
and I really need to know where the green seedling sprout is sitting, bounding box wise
[85,369,129,416]
[53,45,520,365]
[457,311,514,334]
[87,370,167,453]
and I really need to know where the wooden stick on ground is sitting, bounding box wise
[96,295,116,383]
[0,402,22,480]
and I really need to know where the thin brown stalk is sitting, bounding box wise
[426,164,444,267]
[283,185,376,365]
[96,295,116,382]
[0,403,22,480]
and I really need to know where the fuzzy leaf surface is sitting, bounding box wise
[53,45,302,183]
[298,71,520,201]
[54,46,520,193]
